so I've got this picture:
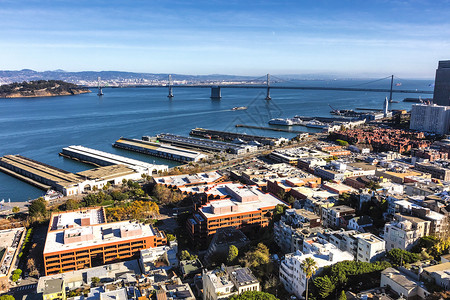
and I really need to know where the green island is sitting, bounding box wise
[0,80,90,98]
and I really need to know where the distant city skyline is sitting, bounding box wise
[1,0,449,78]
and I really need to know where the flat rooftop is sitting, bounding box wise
[0,155,83,188]
[353,233,385,244]
[199,185,286,218]
[49,207,106,231]
[292,186,338,199]
[179,182,240,197]
[155,171,223,187]
[44,220,158,254]
[381,268,418,292]
[115,138,206,160]
[62,145,167,171]
[77,164,137,181]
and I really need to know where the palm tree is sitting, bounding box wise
[300,257,318,300]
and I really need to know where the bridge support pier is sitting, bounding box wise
[265,87,271,100]
[210,87,222,99]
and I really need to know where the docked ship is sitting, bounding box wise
[269,118,295,126]
[305,120,327,129]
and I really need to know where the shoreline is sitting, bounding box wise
[1,89,91,99]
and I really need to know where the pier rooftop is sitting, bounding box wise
[61,145,168,174]
[156,133,257,155]
[189,127,287,146]
[0,155,147,196]
[114,137,207,162]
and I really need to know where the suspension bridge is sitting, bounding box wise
[106,74,434,100]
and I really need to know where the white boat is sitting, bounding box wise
[43,189,63,201]
[305,120,327,129]
[269,118,295,126]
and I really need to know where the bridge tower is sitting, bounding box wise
[168,75,174,98]
[97,77,103,96]
[265,73,271,100]
[389,75,394,102]
[210,86,221,99]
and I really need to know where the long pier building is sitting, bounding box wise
[113,137,207,162]
[189,128,288,146]
[43,207,167,275]
[155,133,257,154]
[60,145,168,175]
[0,155,149,196]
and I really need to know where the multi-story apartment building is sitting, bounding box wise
[274,209,321,253]
[384,213,431,251]
[203,266,260,300]
[321,205,355,229]
[187,184,286,244]
[410,104,450,135]
[415,162,450,181]
[354,233,385,263]
[279,239,353,299]
[43,207,167,275]
[325,230,385,263]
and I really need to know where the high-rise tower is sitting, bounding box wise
[433,60,450,106]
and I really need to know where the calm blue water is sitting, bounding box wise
[0,79,433,201]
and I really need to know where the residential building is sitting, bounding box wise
[415,161,450,181]
[422,262,450,290]
[180,259,203,279]
[42,278,66,300]
[156,280,196,300]
[325,230,385,263]
[321,205,356,229]
[202,266,260,300]
[274,209,321,253]
[410,104,450,135]
[348,216,373,233]
[279,240,354,299]
[43,208,167,275]
[353,233,385,263]
[139,241,179,272]
[380,268,430,299]
[383,213,431,251]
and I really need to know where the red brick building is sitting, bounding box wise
[43,207,167,275]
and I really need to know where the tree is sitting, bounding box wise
[300,257,317,300]
[386,248,420,266]
[180,250,197,261]
[314,275,335,299]
[91,277,100,287]
[166,234,176,242]
[65,199,79,211]
[227,245,239,264]
[0,295,15,300]
[12,206,20,213]
[339,290,347,300]
[27,258,36,273]
[11,269,22,282]
[229,291,279,300]
[28,198,47,218]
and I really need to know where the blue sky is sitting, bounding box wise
[1,0,449,78]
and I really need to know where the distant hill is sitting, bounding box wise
[0,69,260,85]
[0,80,90,98]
